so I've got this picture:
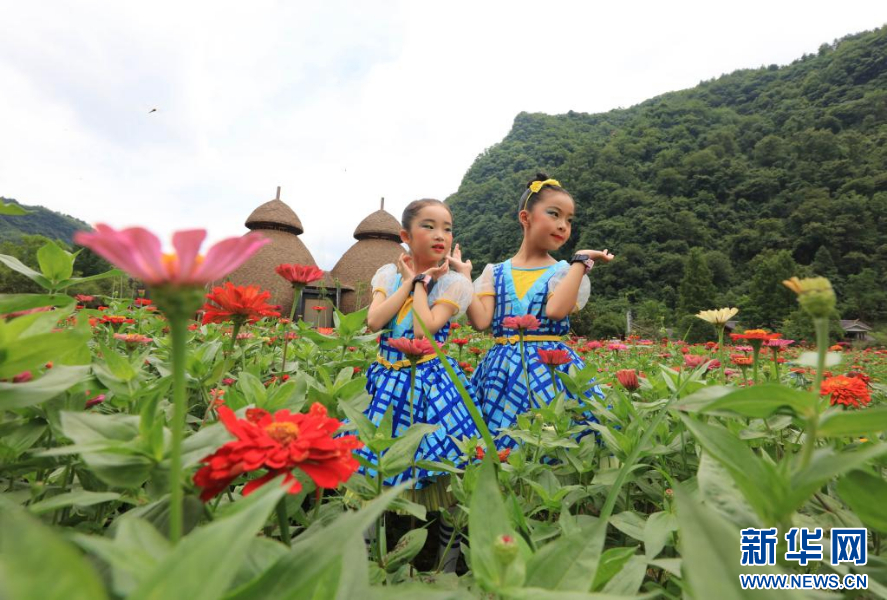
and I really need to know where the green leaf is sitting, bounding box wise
[837,470,887,532]
[37,240,75,283]
[129,478,286,600]
[787,444,887,516]
[700,384,818,419]
[0,254,53,289]
[697,452,759,528]
[601,554,647,595]
[524,518,606,591]
[58,411,154,488]
[73,517,171,597]
[679,414,781,523]
[0,324,91,379]
[468,455,524,592]
[379,422,440,478]
[237,372,267,406]
[382,528,428,572]
[591,546,638,591]
[643,511,677,560]
[225,484,406,599]
[338,398,377,444]
[0,499,108,600]
[608,511,646,541]
[28,490,122,514]
[0,364,90,409]
[58,268,122,290]
[673,485,806,600]
[0,293,73,314]
[818,407,887,438]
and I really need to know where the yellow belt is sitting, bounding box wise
[494,335,563,345]
[375,353,439,370]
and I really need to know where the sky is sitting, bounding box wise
[1,1,885,269]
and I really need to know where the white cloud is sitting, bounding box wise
[1,1,885,268]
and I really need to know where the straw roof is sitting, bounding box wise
[353,209,402,241]
[245,199,304,235]
[333,237,404,313]
[226,229,317,316]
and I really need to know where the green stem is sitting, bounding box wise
[801,318,829,469]
[279,285,303,374]
[276,499,291,546]
[169,315,188,544]
[519,331,539,409]
[751,345,761,385]
[717,326,726,385]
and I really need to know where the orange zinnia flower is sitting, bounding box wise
[202,282,281,325]
[821,375,871,409]
[193,404,361,502]
[616,369,640,391]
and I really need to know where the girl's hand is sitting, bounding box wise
[447,243,473,278]
[397,253,416,281]
[423,260,450,281]
[575,249,615,263]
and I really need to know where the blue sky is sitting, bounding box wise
[1,1,885,269]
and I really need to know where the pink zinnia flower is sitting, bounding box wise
[607,342,628,351]
[683,354,708,369]
[388,337,435,360]
[502,314,541,332]
[74,225,268,286]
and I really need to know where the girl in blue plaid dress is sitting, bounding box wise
[358,199,479,570]
[457,173,614,451]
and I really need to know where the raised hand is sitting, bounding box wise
[397,253,416,281]
[575,248,615,263]
[447,243,473,278]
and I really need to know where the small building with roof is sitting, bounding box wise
[226,188,345,324]
[840,319,874,342]
[332,199,405,313]
[228,189,403,322]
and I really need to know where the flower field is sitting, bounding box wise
[1,233,886,599]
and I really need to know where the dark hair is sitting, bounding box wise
[401,198,453,230]
[517,172,571,217]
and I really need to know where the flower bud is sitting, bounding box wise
[494,534,518,565]
[782,277,836,319]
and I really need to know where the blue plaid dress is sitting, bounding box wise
[355,271,480,489]
[472,259,604,450]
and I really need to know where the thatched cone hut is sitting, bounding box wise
[332,199,404,313]
[227,188,336,318]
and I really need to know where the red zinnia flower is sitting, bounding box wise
[312,305,327,312]
[134,298,153,307]
[317,327,334,335]
[476,446,510,461]
[683,354,708,369]
[193,404,362,502]
[615,369,640,391]
[202,282,281,325]
[75,294,95,303]
[502,314,541,332]
[537,349,571,366]
[821,375,871,409]
[101,315,135,325]
[468,347,483,355]
[450,322,461,330]
[451,338,470,347]
[275,264,325,286]
[388,337,435,360]
[731,355,753,367]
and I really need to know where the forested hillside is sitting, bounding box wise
[448,27,887,339]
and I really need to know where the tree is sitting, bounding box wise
[677,248,717,316]
[745,250,798,329]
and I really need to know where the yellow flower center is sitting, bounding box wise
[265,422,300,444]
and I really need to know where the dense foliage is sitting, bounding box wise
[448,27,887,338]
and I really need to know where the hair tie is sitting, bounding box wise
[522,178,561,211]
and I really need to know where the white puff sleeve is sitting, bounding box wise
[473,263,495,297]
[429,272,473,318]
[370,264,398,298]
[548,263,592,311]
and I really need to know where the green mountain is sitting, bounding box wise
[0,197,92,246]
[448,26,887,335]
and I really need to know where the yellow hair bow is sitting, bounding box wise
[523,179,561,210]
[528,178,560,193]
